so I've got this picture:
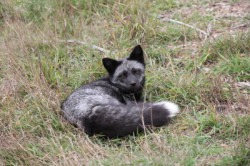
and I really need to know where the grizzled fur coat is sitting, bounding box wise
[61,45,179,138]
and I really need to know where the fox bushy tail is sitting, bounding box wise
[82,101,179,138]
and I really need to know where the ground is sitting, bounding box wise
[0,0,250,165]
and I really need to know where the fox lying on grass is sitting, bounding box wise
[61,45,180,138]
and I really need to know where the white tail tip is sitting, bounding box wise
[154,101,180,118]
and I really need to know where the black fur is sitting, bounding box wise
[61,45,179,138]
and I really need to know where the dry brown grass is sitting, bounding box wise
[0,0,250,165]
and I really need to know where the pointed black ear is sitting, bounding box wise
[102,58,120,75]
[128,45,144,65]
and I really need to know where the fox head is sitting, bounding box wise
[102,45,145,93]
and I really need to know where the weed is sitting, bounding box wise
[0,0,249,165]
[201,32,250,64]
[215,55,250,82]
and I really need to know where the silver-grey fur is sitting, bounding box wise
[61,45,179,138]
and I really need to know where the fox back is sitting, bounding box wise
[61,45,179,138]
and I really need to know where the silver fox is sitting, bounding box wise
[61,45,179,138]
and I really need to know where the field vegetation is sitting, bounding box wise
[0,0,249,165]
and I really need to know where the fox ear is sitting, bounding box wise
[102,58,120,75]
[128,45,144,65]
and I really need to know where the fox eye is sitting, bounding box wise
[119,71,128,78]
[131,68,140,74]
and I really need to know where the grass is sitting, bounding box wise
[0,0,250,165]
